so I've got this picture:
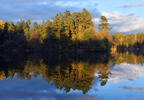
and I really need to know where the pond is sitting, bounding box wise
[0,53,144,100]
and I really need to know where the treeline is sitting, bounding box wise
[110,32,144,54]
[0,8,111,55]
[111,52,144,64]
[0,8,144,55]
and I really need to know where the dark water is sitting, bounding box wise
[0,53,144,100]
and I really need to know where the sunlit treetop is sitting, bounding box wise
[0,20,5,30]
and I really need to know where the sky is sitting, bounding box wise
[1,0,144,33]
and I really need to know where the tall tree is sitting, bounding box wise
[52,13,64,39]
[99,16,111,37]
[8,22,15,33]
[63,10,74,39]
[16,20,30,33]
[72,9,93,40]
[81,8,93,30]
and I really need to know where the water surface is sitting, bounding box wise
[0,53,144,100]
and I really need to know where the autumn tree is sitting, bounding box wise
[0,20,5,45]
[8,22,15,33]
[63,10,74,39]
[99,16,111,37]
[52,13,64,39]
[72,9,94,40]
[16,20,30,33]
[0,20,5,31]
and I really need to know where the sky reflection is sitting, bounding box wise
[0,63,144,100]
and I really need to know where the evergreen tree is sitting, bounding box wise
[8,22,15,33]
[99,16,111,37]
[52,13,64,39]
[63,10,74,39]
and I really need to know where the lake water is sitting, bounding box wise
[0,53,144,100]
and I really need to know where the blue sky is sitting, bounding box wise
[98,0,144,17]
[1,0,144,33]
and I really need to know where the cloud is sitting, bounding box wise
[120,3,144,8]
[54,0,98,9]
[93,12,144,33]
[0,0,100,22]
[120,86,144,92]
[3,0,144,33]
[0,76,101,100]
[38,2,49,5]
[107,63,144,83]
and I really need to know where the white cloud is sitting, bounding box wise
[94,12,144,33]
[54,0,98,9]
[120,86,144,92]
[108,63,144,83]
[121,3,144,8]
[38,2,49,5]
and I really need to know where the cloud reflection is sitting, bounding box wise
[120,86,144,92]
[0,76,101,100]
[108,63,144,83]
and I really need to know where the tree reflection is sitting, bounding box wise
[0,52,144,94]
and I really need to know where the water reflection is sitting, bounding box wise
[0,58,110,94]
[108,63,144,82]
[0,52,144,100]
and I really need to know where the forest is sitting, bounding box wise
[0,8,144,55]
[1,8,144,94]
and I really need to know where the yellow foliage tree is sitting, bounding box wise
[0,20,5,30]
